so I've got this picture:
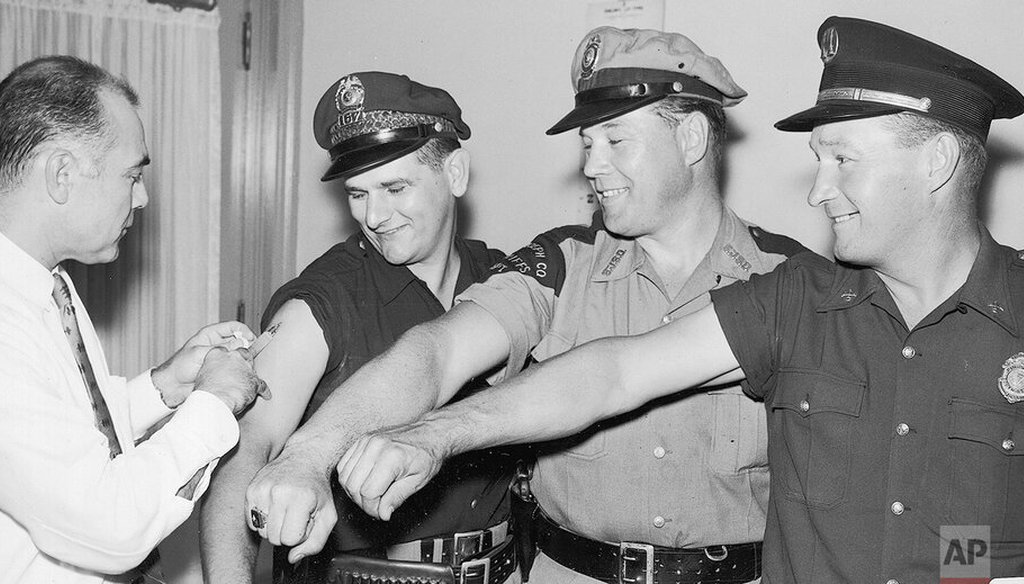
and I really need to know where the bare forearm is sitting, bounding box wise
[398,337,632,460]
[278,320,465,471]
[200,448,264,583]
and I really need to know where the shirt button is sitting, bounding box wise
[662,315,672,324]
[653,516,666,528]
[901,346,916,359]
[799,399,810,412]
[891,501,905,515]
[653,446,666,459]
[1003,439,1016,451]
[895,423,910,436]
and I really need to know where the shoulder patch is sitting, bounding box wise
[748,226,810,258]
[481,223,597,296]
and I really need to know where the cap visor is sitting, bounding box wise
[320,139,428,182]
[775,101,905,132]
[546,96,665,135]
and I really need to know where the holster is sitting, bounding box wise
[510,459,538,582]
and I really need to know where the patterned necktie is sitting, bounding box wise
[53,273,165,583]
[52,273,122,458]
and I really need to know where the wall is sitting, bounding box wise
[297,0,1024,269]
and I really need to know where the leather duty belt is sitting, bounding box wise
[328,535,516,584]
[535,510,761,584]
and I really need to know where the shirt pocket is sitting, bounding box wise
[947,397,1024,541]
[708,386,769,474]
[770,369,866,509]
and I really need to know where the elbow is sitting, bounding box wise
[593,338,643,416]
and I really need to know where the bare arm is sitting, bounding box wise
[200,301,328,583]
[338,303,742,519]
[244,300,511,563]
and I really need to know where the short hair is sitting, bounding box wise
[0,55,139,191]
[882,112,988,196]
[650,97,727,178]
[414,136,461,172]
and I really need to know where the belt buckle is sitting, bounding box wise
[460,556,491,584]
[453,529,486,565]
[618,541,654,584]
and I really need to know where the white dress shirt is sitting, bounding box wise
[0,231,240,583]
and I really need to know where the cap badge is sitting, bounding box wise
[580,34,602,81]
[999,352,1024,404]
[820,26,840,64]
[334,74,366,126]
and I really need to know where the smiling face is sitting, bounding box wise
[579,105,691,240]
[807,116,932,268]
[66,91,150,265]
[342,148,459,267]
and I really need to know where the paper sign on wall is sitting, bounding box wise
[586,0,665,31]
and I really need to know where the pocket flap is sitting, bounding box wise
[771,369,866,418]
[949,397,1024,456]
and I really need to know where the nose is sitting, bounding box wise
[363,191,392,230]
[582,142,611,180]
[133,179,149,210]
[807,164,838,208]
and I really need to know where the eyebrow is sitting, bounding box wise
[379,178,411,188]
[579,120,622,137]
[810,137,847,148]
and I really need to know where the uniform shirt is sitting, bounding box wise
[0,231,239,583]
[460,208,787,548]
[261,233,513,557]
[712,227,1024,583]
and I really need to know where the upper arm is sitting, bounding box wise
[612,303,743,412]
[244,299,330,458]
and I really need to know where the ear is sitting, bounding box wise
[675,111,711,166]
[44,149,75,205]
[925,132,960,194]
[443,147,471,199]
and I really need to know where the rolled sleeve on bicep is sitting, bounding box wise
[711,276,780,399]
[457,274,553,383]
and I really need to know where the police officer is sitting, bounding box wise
[200,72,516,584]
[334,16,1024,584]
[263,26,788,584]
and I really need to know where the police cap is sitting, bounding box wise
[313,72,470,182]
[775,16,1024,139]
[547,26,747,135]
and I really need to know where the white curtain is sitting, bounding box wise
[0,0,222,376]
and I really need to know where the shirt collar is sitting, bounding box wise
[816,227,1020,336]
[0,230,56,309]
[955,227,1019,336]
[589,207,765,284]
[357,233,475,305]
[816,264,886,312]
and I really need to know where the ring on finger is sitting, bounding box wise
[250,507,268,530]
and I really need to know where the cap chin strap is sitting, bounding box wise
[817,87,932,113]
[328,123,457,160]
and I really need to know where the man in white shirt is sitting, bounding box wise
[0,55,268,583]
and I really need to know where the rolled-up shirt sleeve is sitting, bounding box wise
[711,267,785,399]
[0,338,239,574]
